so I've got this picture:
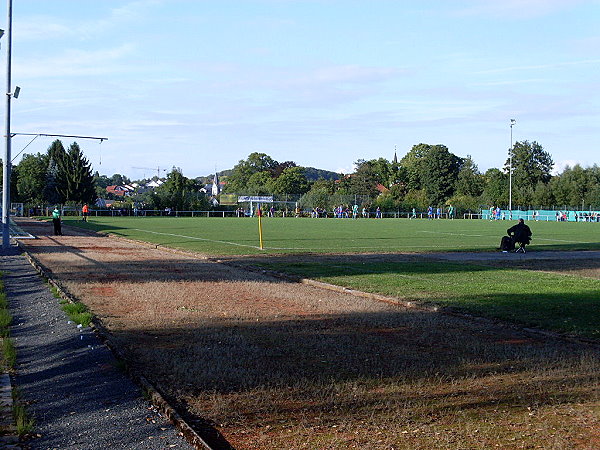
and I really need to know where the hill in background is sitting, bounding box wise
[197,167,340,185]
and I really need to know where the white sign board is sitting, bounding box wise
[237,196,273,203]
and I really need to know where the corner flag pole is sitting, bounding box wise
[257,204,264,250]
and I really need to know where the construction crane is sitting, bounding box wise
[132,166,167,179]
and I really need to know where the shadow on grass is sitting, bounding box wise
[111,308,600,447]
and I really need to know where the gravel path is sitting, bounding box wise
[1,248,191,449]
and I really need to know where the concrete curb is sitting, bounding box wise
[0,371,19,448]
[1,252,19,449]
[17,244,216,450]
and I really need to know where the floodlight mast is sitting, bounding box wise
[509,119,516,212]
[2,0,13,249]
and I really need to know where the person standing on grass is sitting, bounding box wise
[52,207,63,236]
[448,204,454,219]
[81,203,89,222]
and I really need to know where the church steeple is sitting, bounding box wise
[393,146,398,165]
[212,171,220,196]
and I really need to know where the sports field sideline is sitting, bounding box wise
[67,216,600,255]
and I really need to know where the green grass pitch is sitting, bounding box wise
[67,216,600,256]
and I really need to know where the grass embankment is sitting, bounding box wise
[257,260,600,339]
[0,278,15,370]
[0,275,35,437]
[66,216,600,255]
[48,284,93,328]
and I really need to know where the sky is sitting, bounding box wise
[3,0,600,180]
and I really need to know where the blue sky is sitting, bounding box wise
[3,0,600,179]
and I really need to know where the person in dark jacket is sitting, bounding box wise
[507,218,532,252]
[52,207,63,236]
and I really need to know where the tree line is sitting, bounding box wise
[222,143,600,213]
[2,140,96,206]
[3,139,600,213]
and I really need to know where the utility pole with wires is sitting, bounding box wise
[1,0,12,249]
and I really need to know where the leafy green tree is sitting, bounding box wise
[585,165,600,208]
[398,189,428,210]
[512,185,535,208]
[531,181,555,208]
[155,167,195,210]
[389,164,409,191]
[481,168,508,207]
[505,140,553,190]
[421,145,462,205]
[551,165,590,208]
[225,152,279,193]
[0,158,19,203]
[272,161,297,178]
[299,185,331,210]
[270,166,310,195]
[446,193,481,214]
[348,159,382,197]
[374,192,397,211]
[455,155,484,197]
[310,178,336,194]
[369,158,395,187]
[245,171,274,195]
[15,153,49,204]
[449,155,485,214]
[399,143,433,190]
[93,172,111,198]
[108,173,131,186]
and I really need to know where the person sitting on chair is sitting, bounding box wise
[507,218,532,253]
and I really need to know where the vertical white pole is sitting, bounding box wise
[508,119,515,213]
[2,0,12,249]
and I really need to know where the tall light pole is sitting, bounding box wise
[1,0,12,249]
[508,118,516,212]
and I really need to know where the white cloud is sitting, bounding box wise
[16,17,71,41]
[552,159,590,174]
[16,0,163,41]
[14,44,137,79]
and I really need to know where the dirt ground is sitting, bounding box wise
[14,218,600,449]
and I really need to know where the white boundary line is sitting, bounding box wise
[131,228,262,249]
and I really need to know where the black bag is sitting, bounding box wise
[500,235,515,251]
